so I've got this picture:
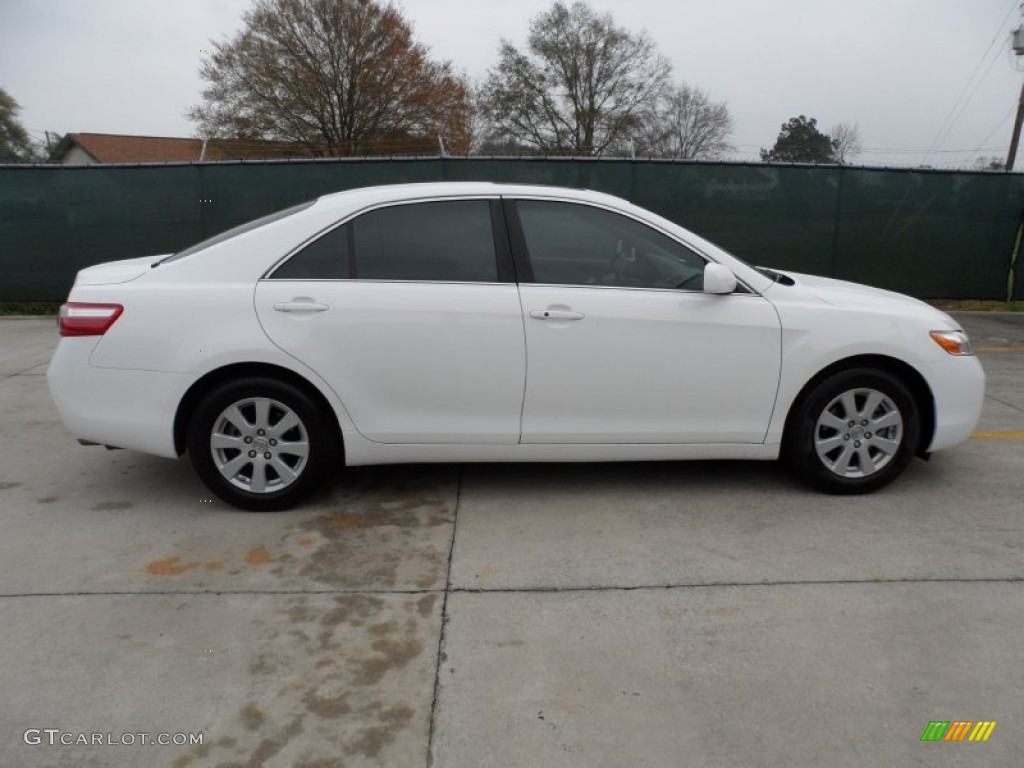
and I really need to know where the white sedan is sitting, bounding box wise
[47,182,985,510]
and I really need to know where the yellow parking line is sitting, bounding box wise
[972,431,1024,439]
[976,347,1024,353]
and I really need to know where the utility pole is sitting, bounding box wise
[1007,19,1024,170]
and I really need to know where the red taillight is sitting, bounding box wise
[59,302,124,337]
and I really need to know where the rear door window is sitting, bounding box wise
[270,200,500,282]
[353,201,498,282]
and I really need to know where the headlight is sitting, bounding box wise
[929,330,974,356]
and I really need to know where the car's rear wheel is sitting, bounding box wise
[188,378,335,511]
[786,368,920,494]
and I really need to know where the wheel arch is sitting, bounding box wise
[173,363,344,458]
[782,354,936,457]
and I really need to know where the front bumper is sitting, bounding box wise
[921,354,986,452]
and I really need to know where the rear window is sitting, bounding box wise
[156,200,316,266]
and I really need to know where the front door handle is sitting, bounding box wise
[273,300,329,313]
[530,309,585,321]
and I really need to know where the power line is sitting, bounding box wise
[730,143,1008,155]
[928,37,1013,161]
[969,101,1018,162]
[923,0,1019,164]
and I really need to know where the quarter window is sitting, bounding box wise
[271,223,351,279]
[515,200,706,290]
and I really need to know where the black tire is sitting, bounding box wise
[785,367,920,494]
[187,377,336,511]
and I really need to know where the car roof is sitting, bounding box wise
[310,182,629,213]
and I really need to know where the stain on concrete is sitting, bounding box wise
[146,556,227,575]
[147,556,201,575]
[132,468,455,593]
[244,547,272,565]
[185,592,434,766]
[299,546,405,589]
[319,595,386,633]
[36,495,60,504]
[303,689,351,719]
[351,621,424,686]
[288,604,316,623]
[415,573,439,588]
[345,705,415,758]
[416,594,438,617]
[0,481,22,490]
[248,654,277,676]
[92,500,133,511]
[235,716,304,767]
[239,703,265,731]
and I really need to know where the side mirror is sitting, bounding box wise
[703,263,738,294]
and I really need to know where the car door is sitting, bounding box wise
[255,198,526,444]
[508,198,781,444]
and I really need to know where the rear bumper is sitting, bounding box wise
[47,338,192,459]
[922,355,985,452]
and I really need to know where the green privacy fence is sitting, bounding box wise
[2,157,1023,301]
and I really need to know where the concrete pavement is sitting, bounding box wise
[0,312,1021,767]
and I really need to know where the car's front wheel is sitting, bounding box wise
[786,368,921,494]
[188,378,335,511]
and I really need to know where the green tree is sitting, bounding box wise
[761,115,835,163]
[0,88,39,163]
[189,0,472,156]
[478,1,671,156]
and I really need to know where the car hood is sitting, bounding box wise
[73,254,169,286]
[776,271,933,311]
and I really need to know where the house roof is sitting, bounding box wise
[51,133,316,164]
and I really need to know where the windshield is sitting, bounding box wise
[154,199,316,266]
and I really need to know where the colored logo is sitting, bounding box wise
[920,721,996,742]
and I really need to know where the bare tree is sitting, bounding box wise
[973,155,1005,171]
[830,122,863,165]
[478,1,671,156]
[188,0,472,156]
[636,84,733,159]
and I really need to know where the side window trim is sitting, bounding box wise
[347,223,357,280]
[500,198,534,283]
[490,199,517,283]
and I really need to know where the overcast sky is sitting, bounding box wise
[2,0,1022,167]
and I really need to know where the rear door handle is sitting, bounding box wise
[530,309,585,321]
[273,300,329,313]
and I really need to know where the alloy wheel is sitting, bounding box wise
[813,387,904,479]
[210,397,310,493]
